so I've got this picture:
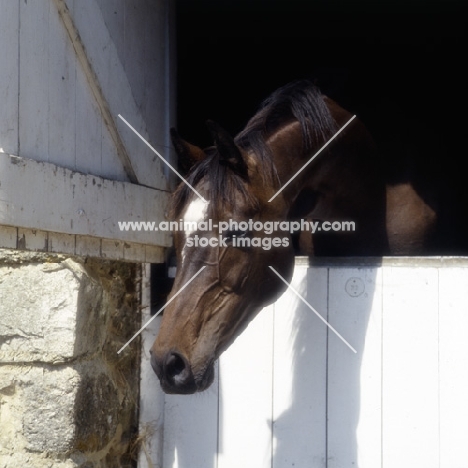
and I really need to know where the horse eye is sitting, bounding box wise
[224,229,248,241]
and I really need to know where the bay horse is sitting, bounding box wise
[150,80,462,394]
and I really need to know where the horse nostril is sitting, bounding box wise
[162,352,197,393]
[151,350,197,393]
[164,352,187,380]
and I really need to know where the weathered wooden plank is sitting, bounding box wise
[124,0,146,111]
[0,225,162,262]
[75,235,101,258]
[439,267,468,468]
[17,228,48,252]
[48,0,76,168]
[97,0,125,62]
[101,239,124,260]
[72,28,104,176]
[144,245,165,264]
[382,267,439,468]
[272,265,328,468]
[53,0,138,183]
[160,0,178,186]
[353,268,383,468]
[69,0,167,189]
[122,241,145,263]
[122,0,173,186]
[163,366,219,468]
[59,0,125,179]
[18,0,50,161]
[48,232,76,256]
[217,304,275,468]
[0,226,17,249]
[140,0,170,159]
[0,153,171,247]
[0,1,19,155]
[99,0,172,174]
[328,267,383,468]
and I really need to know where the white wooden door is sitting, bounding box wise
[158,258,468,468]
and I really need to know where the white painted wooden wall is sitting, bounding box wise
[0,0,174,261]
[152,257,468,468]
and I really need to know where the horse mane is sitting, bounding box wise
[170,80,337,218]
[235,79,337,161]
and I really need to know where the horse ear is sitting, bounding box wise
[170,128,206,173]
[206,120,248,179]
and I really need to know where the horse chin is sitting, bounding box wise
[192,361,216,393]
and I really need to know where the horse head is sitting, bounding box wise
[150,122,295,394]
[149,79,392,394]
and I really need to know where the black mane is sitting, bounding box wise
[236,79,337,158]
[170,80,337,218]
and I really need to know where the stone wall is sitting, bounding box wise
[0,250,141,467]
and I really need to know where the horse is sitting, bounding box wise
[150,80,464,394]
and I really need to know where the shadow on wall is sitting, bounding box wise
[161,368,219,468]
[72,259,141,467]
[272,261,380,467]
[159,259,379,467]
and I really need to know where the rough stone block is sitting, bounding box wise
[0,366,78,454]
[0,258,104,363]
[0,250,140,467]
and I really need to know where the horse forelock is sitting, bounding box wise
[169,152,260,221]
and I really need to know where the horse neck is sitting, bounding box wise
[264,102,384,203]
[263,109,389,254]
[264,120,311,201]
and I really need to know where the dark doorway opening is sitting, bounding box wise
[175,0,464,161]
[174,0,466,250]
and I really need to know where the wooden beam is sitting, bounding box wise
[52,0,139,184]
[0,153,171,255]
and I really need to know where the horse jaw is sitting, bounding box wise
[151,285,256,394]
[151,239,294,395]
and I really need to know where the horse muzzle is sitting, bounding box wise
[150,349,214,394]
